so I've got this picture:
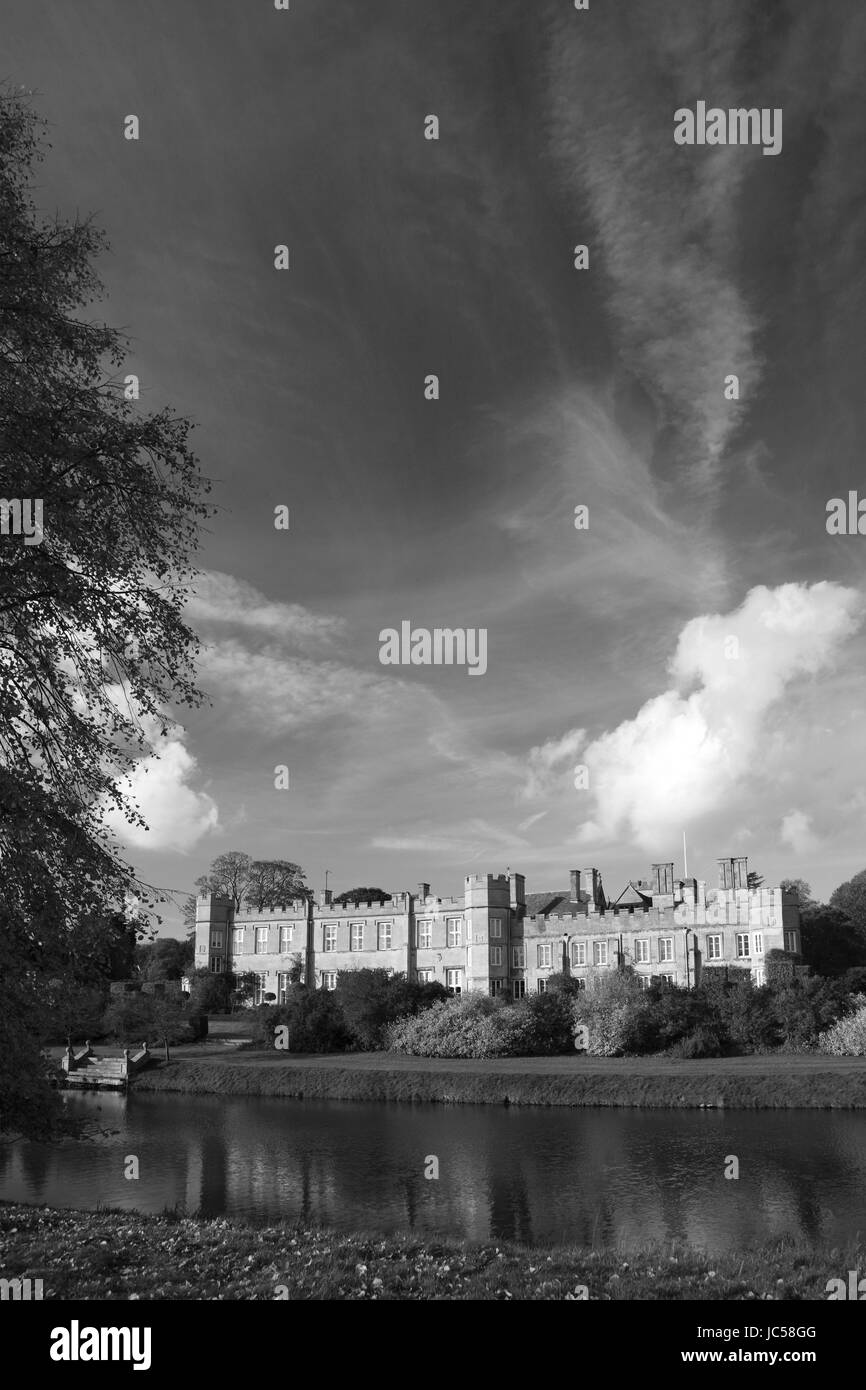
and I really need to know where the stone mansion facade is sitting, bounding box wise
[193,856,802,1002]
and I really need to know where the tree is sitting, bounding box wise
[134,936,193,982]
[182,894,198,936]
[333,887,391,906]
[102,992,188,1063]
[336,968,446,1049]
[829,869,866,934]
[194,852,254,912]
[188,967,232,1014]
[799,905,866,978]
[194,853,309,912]
[747,871,764,889]
[0,89,212,1138]
[247,859,308,910]
[780,878,817,909]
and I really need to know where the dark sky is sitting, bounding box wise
[8,0,866,929]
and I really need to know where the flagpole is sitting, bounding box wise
[683,831,688,880]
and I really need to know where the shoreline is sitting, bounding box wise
[0,1202,853,1300]
[130,1049,866,1108]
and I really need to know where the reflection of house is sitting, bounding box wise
[193,856,801,1000]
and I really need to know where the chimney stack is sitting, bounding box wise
[417,882,431,901]
[718,857,748,891]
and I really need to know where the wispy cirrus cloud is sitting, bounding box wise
[187,570,346,645]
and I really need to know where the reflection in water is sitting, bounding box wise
[2,1093,866,1256]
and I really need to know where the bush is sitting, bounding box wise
[818,1000,866,1055]
[335,969,447,1050]
[101,994,190,1047]
[253,987,350,1053]
[385,990,574,1058]
[188,969,232,1015]
[572,970,646,1056]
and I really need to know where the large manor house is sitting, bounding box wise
[194,856,802,1003]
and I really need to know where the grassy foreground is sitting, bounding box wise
[0,1203,853,1300]
[132,1048,866,1108]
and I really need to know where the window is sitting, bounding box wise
[658,973,675,987]
[490,979,504,996]
[209,954,223,973]
[446,968,462,995]
[416,968,433,984]
[593,941,608,966]
[658,938,673,963]
[489,917,503,939]
[280,925,293,952]
[574,977,586,991]
[323,924,337,952]
[210,930,223,949]
[512,945,525,969]
[572,940,587,967]
[255,926,268,954]
[537,943,553,968]
[254,974,268,1004]
[537,979,547,995]
[377,921,392,951]
[706,934,722,960]
[321,972,337,991]
[512,979,526,1000]
[350,922,364,952]
[753,968,766,986]
[417,920,431,950]
[636,974,649,990]
[736,933,750,958]
[490,945,503,967]
[634,940,649,963]
[278,972,291,1004]
[753,932,764,956]
[447,918,462,948]
[784,930,799,953]
[233,928,244,954]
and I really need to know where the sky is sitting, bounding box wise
[7,0,866,932]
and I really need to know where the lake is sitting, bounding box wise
[2,1092,865,1254]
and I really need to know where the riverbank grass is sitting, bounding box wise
[0,1203,855,1300]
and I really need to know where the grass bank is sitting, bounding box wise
[132,1049,866,1108]
[0,1203,853,1300]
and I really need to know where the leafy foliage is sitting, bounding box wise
[0,89,211,1136]
[829,869,866,934]
[332,887,391,906]
[800,905,866,978]
[335,968,446,1049]
[254,990,350,1053]
[194,851,308,911]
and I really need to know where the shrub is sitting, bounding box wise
[818,1000,866,1055]
[335,969,447,1050]
[384,991,573,1058]
[253,987,350,1053]
[188,968,232,1015]
[572,970,645,1057]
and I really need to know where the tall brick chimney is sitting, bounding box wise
[417,882,431,901]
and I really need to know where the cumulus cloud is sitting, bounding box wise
[526,582,862,852]
[104,724,219,852]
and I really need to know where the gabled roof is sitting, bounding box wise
[524,889,589,919]
[610,881,653,907]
